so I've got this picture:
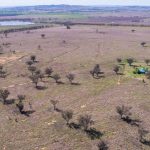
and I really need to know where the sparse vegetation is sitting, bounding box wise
[61,110,73,125]
[52,73,61,83]
[97,141,108,150]
[45,67,53,77]
[90,64,104,78]
[113,65,120,75]
[50,100,58,110]
[116,105,132,121]
[138,127,150,145]
[144,59,150,66]
[28,66,37,75]
[30,55,36,63]
[78,115,94,131]
[126,58,134,66]
[141,42,146,47]
[0,89,10,104]
[66,73,75,84]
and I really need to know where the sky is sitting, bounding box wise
[0,0,150,7]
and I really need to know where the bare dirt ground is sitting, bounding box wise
[0,25,150,150]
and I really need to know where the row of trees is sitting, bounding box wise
[0,89,34,117]
[50,100,108,150]
[116,105,150,146]
[26,55,76,88]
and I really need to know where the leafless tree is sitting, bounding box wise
[30,74,39,88]
[18,95,25,102]
[97,140,108,150]
[66,73,75,84]
[30,55,36,62]
[144,59,150,66]
[45,67,53,77]
[0,89,10,104]
[52,73,61,83]
[116,105,132,121]
[113,65,120,75]
[50,100,58,110]
[78,115,94,131]
[28,66,37,75]
[62,110,73,125]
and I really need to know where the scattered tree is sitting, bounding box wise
[0,89,10,104]
[138,127,150,144]
[18,95,25,102]
[144,59,150,66]
[4,31,8,38]
[113,65,120,75]
[45,67,53,77]
[28,66,37,75]
[0,45,3,54]
[116,105,132,121]
[90,64,103,78]
[131,29,136,33]
[30,75,39,88]
[41,34,45,38]
[126,58,134,66]
[66,73,75,84]
[52,73,61,83]
[146,71,150,79]
[141,42,146,47]
[30,55,36,63]
[78,115,94,131]
[26,60,33,66]
[50,100,58,110]
[0,65,7,78]
[16,100,24,113]
[62,110,73,125]
[97,141,108,150]
[117,58,122,63]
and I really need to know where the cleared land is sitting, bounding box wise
[0,25,150,150]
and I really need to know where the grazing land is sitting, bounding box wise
[0,5,150,150]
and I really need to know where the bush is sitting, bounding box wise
[52,74,61,83]
[45,67,53,77]
[50,100,58,110]
[116,105,132,120]
[66,73,75,84]
[0,89,10,104]
[126,58,134,66]
[113,65,120,75]
[78,115,94,131]
[61,110,73,125]
[97,141,108,150]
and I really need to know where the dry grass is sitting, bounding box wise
[0,25,150,150]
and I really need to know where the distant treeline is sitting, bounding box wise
[0,25,50,34]
[0,18,32,21]
[54,21,150,28]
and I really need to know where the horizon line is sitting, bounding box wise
[0,4,150,8]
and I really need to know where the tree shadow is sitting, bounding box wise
[123,118,142,127]
[56,81,65,85]
[4,99,15,105]
[93,75,105,79]
[85,128,103,140]
[69,122,81,130]
[71,82,81,86]
[142,141,150,146]
[21,110,35,117]
[55,108,63,113]
[36,86,48,90]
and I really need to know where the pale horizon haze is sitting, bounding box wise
[0,0,150,7]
